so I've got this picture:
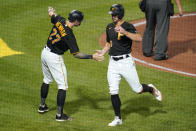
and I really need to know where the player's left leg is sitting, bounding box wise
[55,89,72,121]
[121,56,143,93]
[141,84,162,101]
[121,56,162,101]
[48,55,72,121]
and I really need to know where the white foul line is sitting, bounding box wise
[133,13,196,77]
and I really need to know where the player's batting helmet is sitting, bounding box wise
[109,4,124,19]
[68,10,84,22]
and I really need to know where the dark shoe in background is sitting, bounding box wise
[154,54,168,61]
[143,52,154,57]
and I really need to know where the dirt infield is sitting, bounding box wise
[99,13,196,77]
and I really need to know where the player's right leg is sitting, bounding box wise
[38,49,53,113]
[38,83,50,113]
[107,59,122,126]
[108,95,122,127]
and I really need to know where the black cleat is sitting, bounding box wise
[38,104,49,113]
[56,114,73,122]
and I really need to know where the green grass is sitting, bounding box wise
[0,0,196,130]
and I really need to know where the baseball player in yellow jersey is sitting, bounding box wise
[96,4,162,126]
[38,7,103,121]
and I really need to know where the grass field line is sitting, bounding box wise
[133,12,196,77]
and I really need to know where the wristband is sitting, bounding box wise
[88,55,93,59]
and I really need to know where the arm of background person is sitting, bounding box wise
[175,0,183,16]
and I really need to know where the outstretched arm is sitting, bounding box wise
[73,52,104,61]
[175,0,183,16]
[95,42,111,56]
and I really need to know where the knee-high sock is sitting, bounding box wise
[57,89,66,115]
[111,94,121,119]
[142,84,153,93]
[40,83,49,106]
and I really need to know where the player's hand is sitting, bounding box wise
[95,50,104,56]
[93,53,104,61]
[115,26,127,35]
[48,6,55,17]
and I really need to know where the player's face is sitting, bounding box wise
[74,21,81,27]
[112,15,119,23]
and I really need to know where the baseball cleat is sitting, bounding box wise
[148,84,162,101]
[38,104,49,113]
[108,116,122,126]
[56,114,73,122]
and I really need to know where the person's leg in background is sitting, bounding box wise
[142,1,156,57]
[154,1,170,60]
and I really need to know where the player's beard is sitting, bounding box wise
[112,16,119,24]
[112,18,118,24]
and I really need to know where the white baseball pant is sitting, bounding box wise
[107,54,143,95]
[41,47,68,90]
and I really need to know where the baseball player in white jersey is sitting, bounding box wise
[38,7,103,121]
[96,4,162,126]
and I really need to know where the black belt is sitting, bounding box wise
[112,54,130,61]
[44,46,53,53]
[45,45,50,50]
[44,46,62,55]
